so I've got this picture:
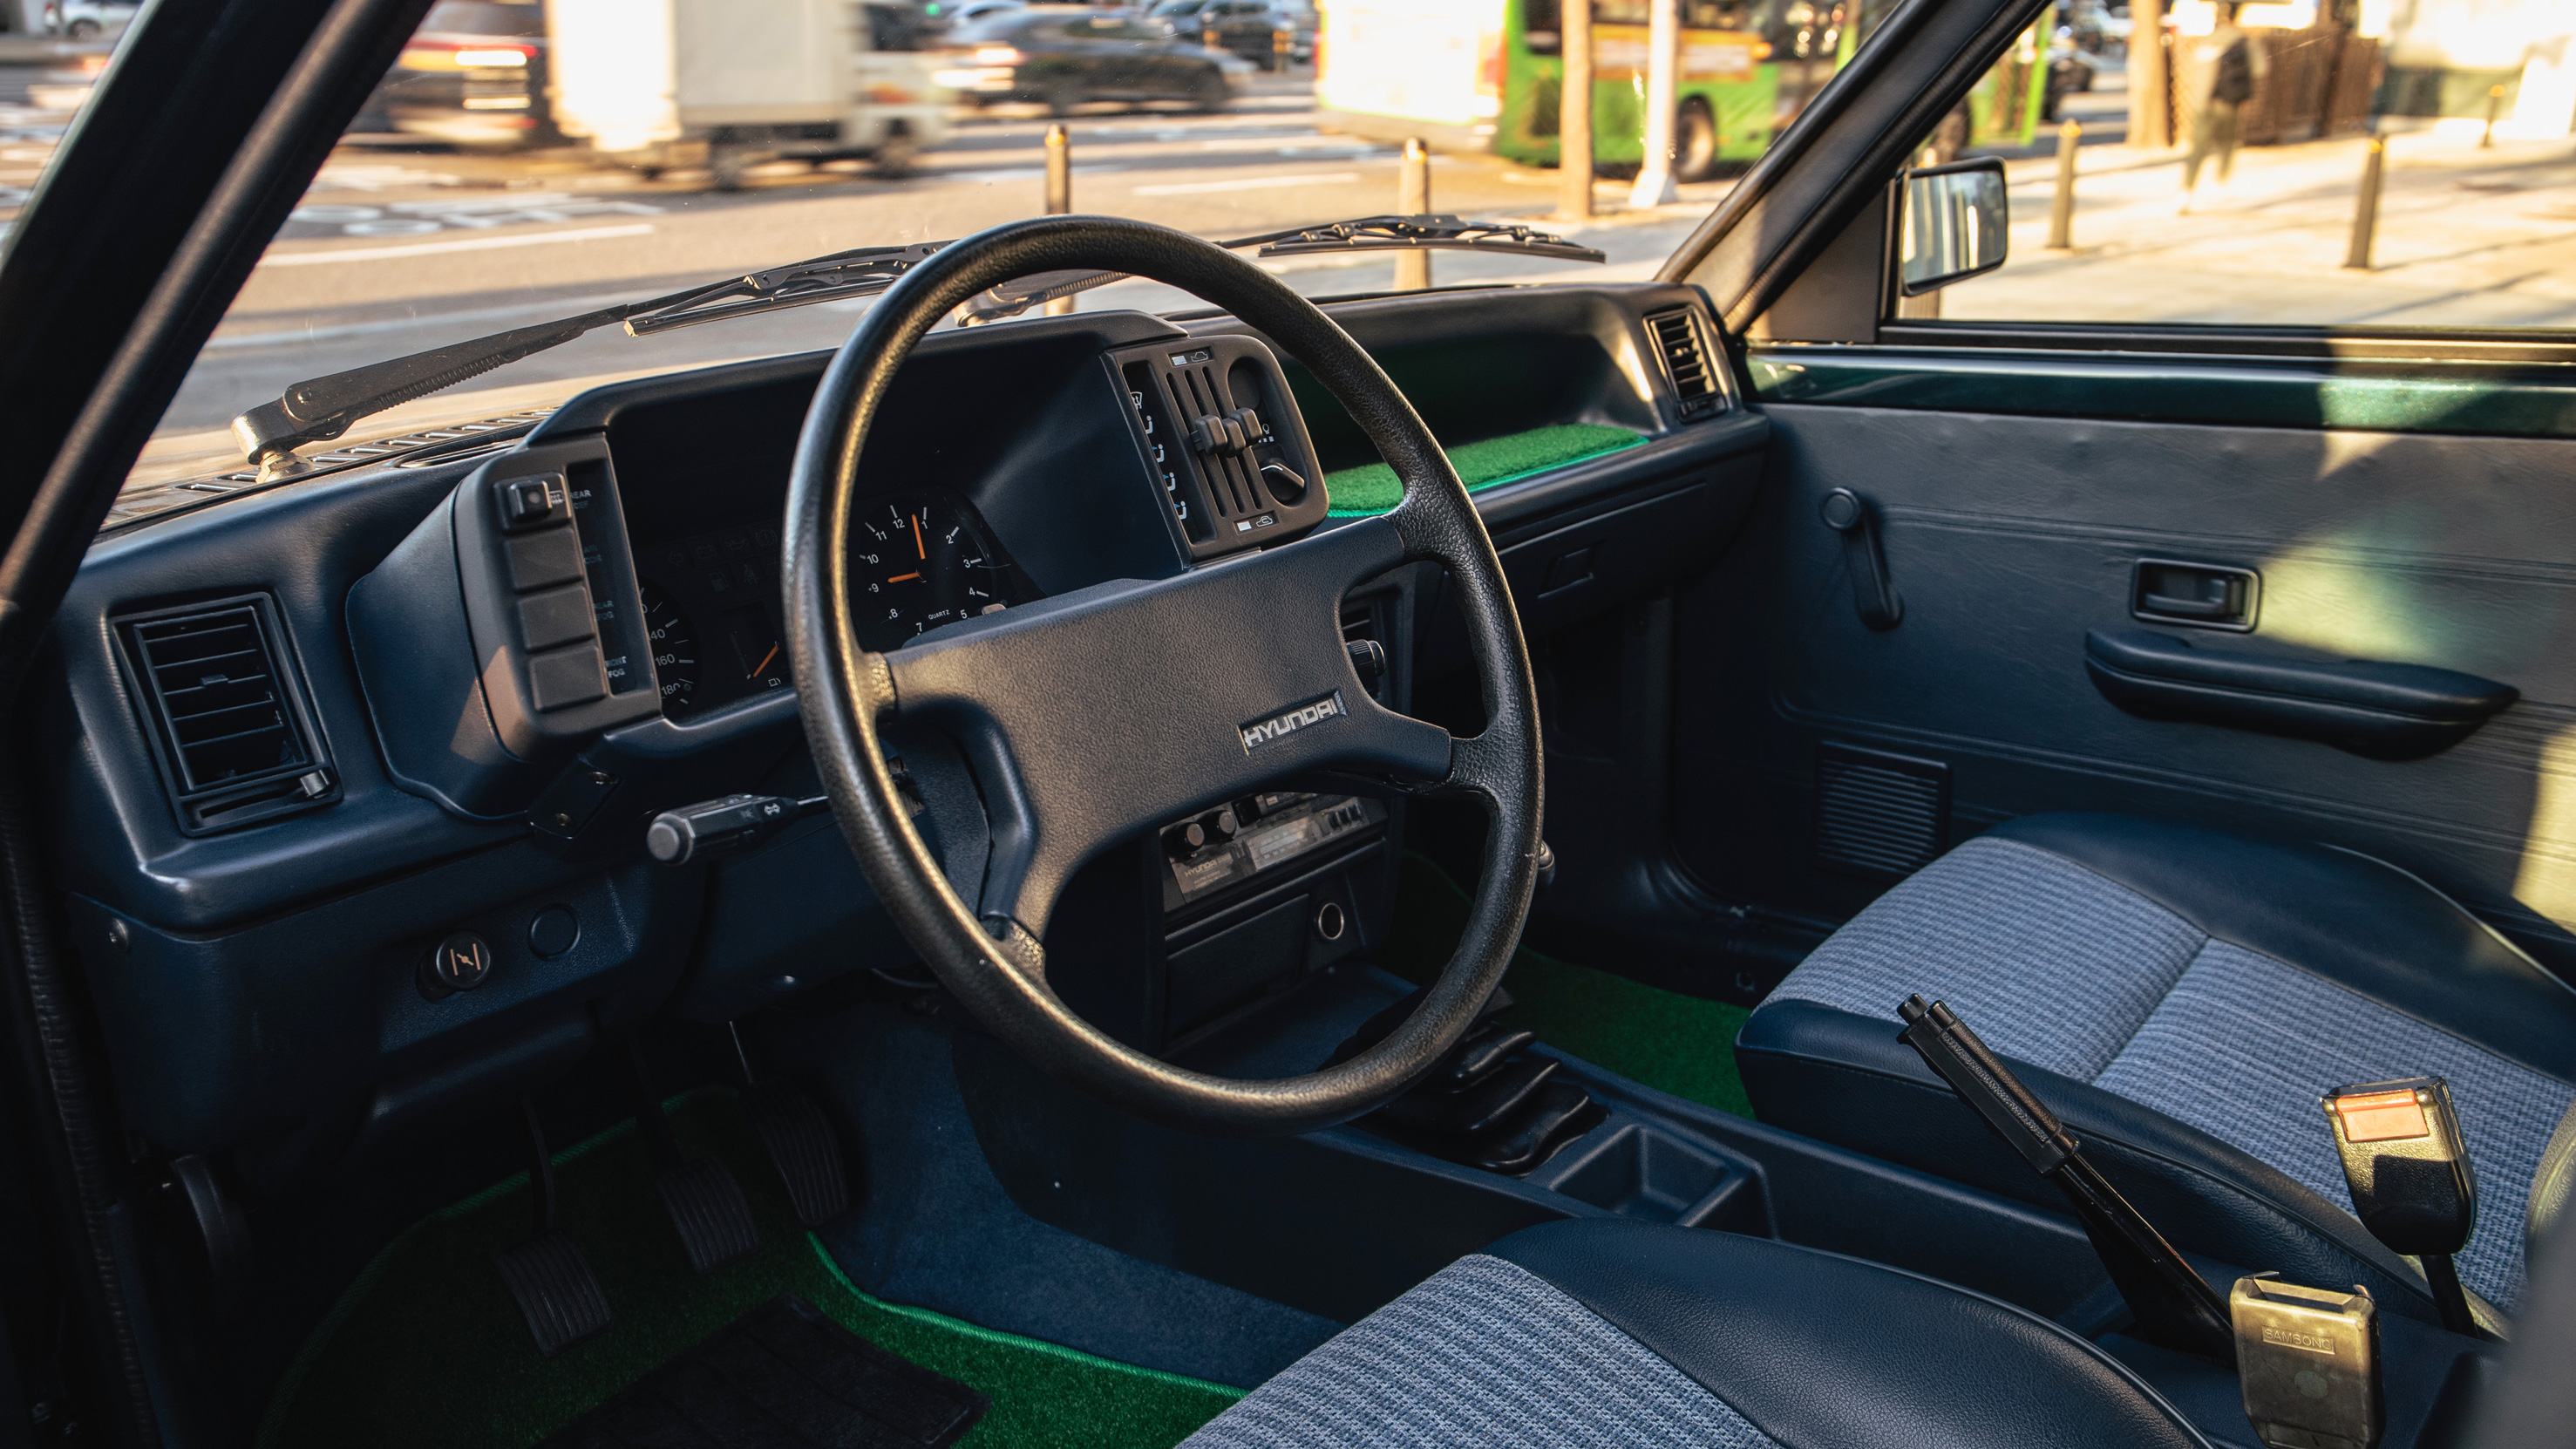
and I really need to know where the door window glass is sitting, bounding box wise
[1916,0,2576,330]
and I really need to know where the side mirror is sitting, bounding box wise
[1898,157,2008,296]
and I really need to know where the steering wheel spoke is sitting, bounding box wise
[881,516,1448,936]
[785,215,1540,1136]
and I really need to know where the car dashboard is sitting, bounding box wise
[45,282,1769,1180]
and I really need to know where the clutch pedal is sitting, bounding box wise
[495,1230,612,1358]
[495,1100,610,1357]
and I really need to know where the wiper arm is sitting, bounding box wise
[955,212,1604,324]
[230,241,947,476]
[1226,214,1607,262]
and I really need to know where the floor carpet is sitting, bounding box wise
[258,1090,1240,1449]
[1380,851,1757,1119]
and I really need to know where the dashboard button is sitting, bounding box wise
[527,905,580,959]
[527,643,606,711]
[506,527,584,592]
[496,473,569,532]
[517,584,596,651]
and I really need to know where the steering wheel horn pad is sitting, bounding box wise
[784,215,1542,1135]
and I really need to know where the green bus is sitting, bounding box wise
[1316,0,2047,179]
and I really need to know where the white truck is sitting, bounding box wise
[546,0,954,187]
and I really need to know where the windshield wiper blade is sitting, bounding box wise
[955,213,1605,325]
[231,241,947,475]
[1226,214,1607,262]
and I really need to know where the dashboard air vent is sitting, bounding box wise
[116,595,336,835]
[1646,307,1723,422]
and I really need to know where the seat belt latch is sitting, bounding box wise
[2320,1076,2487,1338]
[2231,1272,2382,1449]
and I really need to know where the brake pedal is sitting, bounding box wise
[656,1154,762,1275]
[495,1230,612,1358]
[741,1078,853,1228]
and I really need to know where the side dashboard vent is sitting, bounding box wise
[1646,307,1723,422]
[116,595,336,835]
[1815,741,1948,881]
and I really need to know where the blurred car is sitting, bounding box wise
[935,7,1251,112]
[42,0,139,37]
[353,0,551,151]
[1147,0,1312,70]
[932,0,1030,31]
[2043,27,2101,119]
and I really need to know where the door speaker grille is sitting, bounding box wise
[1815,742,1950,881]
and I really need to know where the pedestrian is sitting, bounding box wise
[2178,0,2267,214]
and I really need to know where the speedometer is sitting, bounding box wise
[853,493,1021,651]
[641,582,698,713]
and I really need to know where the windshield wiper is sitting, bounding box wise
[233,213,1604,475]
[230,242,946,476]
[955,213,1605,324]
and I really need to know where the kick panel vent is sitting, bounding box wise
[1815,741,1948,881]
[1646,307,1723,422]
[116,595,336,835]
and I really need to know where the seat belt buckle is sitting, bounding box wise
[2231,1273,2382,1449]
[2320,1077,2475,1257]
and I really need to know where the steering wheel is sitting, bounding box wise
[783,216,1541,1136]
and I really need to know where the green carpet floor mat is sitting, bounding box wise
[1378,852,1755,1119]
[1322,423,1647,516]
[260,1091,1239,1449]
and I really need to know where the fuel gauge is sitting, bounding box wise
[720,603,791,695]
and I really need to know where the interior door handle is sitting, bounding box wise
[1820,488,1902,631]
[2133,559,2258,630]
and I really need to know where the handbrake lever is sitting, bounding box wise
[1897,994,2236,1364]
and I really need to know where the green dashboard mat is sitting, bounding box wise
[1322,423,1647,516]
[1379,852,1755,1120]
[260,1091,1238,1449]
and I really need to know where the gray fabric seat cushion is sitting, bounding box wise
[1179,1254,1774,1448]
[1183,1221,2211,1448]
[1764,826,2576,1312]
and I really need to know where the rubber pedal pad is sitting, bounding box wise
[740,1080,852,1228]
[493,1230,612,1358]
[656,1155,762,1275]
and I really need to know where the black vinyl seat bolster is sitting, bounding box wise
[1485,1221,2212,1449]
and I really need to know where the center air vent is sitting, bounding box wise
[1646,307,1723,422]
[116,595,336,835]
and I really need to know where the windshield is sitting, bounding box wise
[18,0,1924,492]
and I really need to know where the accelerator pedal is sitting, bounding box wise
[540,1293,988,1448]
[741,1079,852,1228]
[656,1154,762,1276]
[494,1230,611,1358]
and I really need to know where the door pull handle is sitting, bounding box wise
[1820,487,1903,631]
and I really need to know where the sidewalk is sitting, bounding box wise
[1948,122,2576,329]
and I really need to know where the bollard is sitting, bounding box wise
[1043,122,1071,214]
[1395,137,1431,290]
[2343,134,2383,270]
[1044,124,1075,313]
[1557,0,1594,221]
[1273,26,1290,71]
[1203,24,1218,51]
[2481,84,2504,148]
[2045,118,2080,249]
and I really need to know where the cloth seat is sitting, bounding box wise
[1739,812,2576,1324]
[1180,1220,2209,1448]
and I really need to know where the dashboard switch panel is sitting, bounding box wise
[1107,334,1330,563]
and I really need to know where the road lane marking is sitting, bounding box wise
[1131,171,1361,196]
[255,222,656,268]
